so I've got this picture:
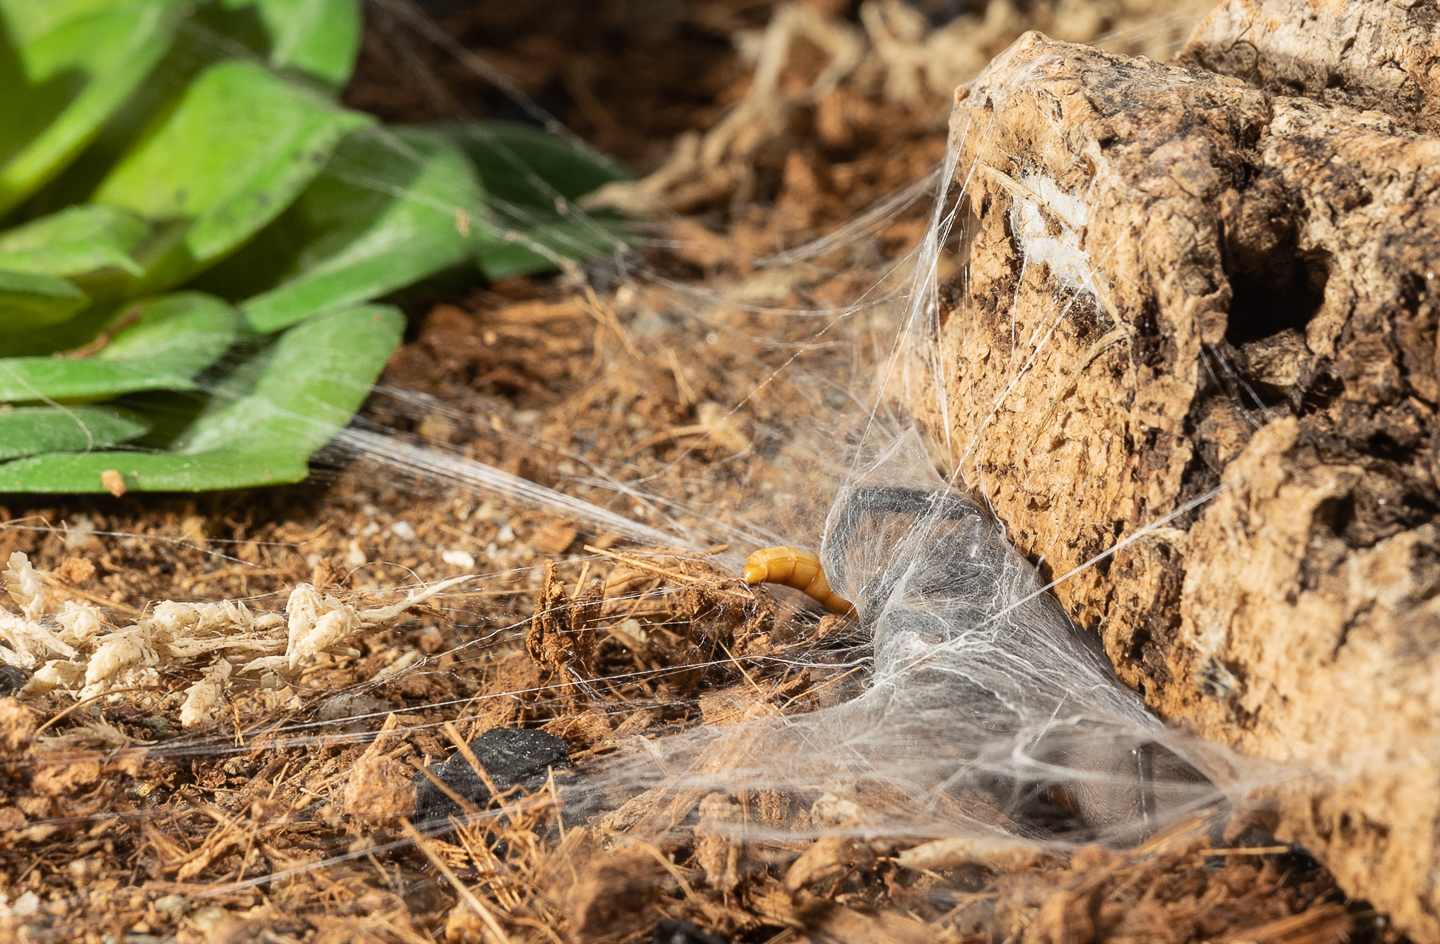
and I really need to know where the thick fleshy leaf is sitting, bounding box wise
[214,0,362,87]
[0,205,148,277]
[439,121,630,210]
[12,11,226,224]
[0,405,149,460]
[92,59,372,290]
[0,304,402,492]
[438,121,632,278]
[478,218,632,281]
[0,0,181,214]
[196,128,490,332]
[0,448,307,493]
[0,299,126,359]
[0,292,239,401]
[175,303,401,453]
[0,269,88,332]
[97,292,240,368]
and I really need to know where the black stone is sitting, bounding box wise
[653,918,729,944]
[0,666,28,698]
[413,727,569,829]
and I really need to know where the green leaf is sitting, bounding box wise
[438,122,633,279]
[96,292,240,368]
[176,303,401,454]
[0,292,239,401]
[438,121,631,210]
[478,218,632,281]
[215,0,362,88]
[92,59,373,291]
[0,0,182,214]
[0,448,307,493]
[0,299,126,359]
[0,205,148,277]
[12,8,222,223]
[195,127,490,332]
[0,405,149,460]
[0,269,89,332]
[0,304,402,492]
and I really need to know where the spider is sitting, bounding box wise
[742,486,984,616]
[742,485,1216,843]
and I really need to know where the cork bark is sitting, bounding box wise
[934,24,1440,942]
[1177,0,1440,136]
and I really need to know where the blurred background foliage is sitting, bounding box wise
[0,0,631,493]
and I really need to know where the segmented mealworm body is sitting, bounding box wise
[742,546,854,616]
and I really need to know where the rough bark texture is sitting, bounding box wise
[1177,0,1440,135]
[936,25,1440,942]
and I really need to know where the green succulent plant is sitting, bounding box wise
[0,0,631,493]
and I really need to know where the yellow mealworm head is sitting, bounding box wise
[741,546,854,616]
[742,558,770,585]
[745,546,799,584]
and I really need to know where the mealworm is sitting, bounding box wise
[742,546,854,616]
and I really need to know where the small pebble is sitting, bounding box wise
[6,891,38,917]
[390,520,418,541]
[414,728,569,830]
[442,549,475,568]
[317,693,392,724]
[654,918,729,944]
[0,666,28,698]
[63,515,98,551]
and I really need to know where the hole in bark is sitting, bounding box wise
[1367,431,1413,463]
[937,275,965,329]
[1225,250,1330,346]
[1314,493,1357,543]
[1299,371,1345,414]
[1126,626,1157,674]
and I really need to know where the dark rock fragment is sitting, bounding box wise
[413,727,569,828]
[653,918,729,944]
[0,667,28,698]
